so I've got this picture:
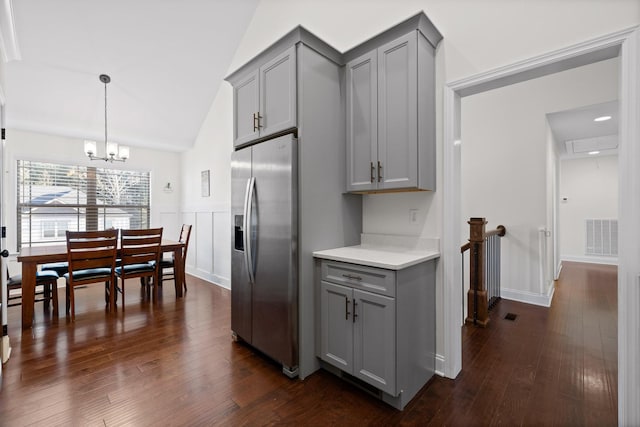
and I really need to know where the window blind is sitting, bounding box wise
[17,160,150,249]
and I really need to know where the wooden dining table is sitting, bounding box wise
[16,239,186,329]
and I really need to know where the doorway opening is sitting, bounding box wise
[442,26,639,424]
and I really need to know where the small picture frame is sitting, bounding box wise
[201,170,210,197]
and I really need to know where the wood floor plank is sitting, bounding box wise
[0,262,617,425]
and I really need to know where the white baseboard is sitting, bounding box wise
[501,284,554,308]
[561,255,618,265]
[186,267,230,289]
[212,275,230,289]
[435,353,445,377]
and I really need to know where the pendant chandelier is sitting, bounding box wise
[84,74,129,162]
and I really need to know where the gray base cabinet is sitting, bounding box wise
[317,259,436,410]
[320,280,396,395]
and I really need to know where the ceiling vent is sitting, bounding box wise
[565,134,618,156]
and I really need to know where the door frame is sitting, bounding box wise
[442,26,640,425]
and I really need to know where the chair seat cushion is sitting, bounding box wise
[159,259,174,268]
[149,259,174,268]
[8,270,60,287]
[37,270,61,281]
[64,268,113,282]
[115,263,155,276]
[41,262,69,275]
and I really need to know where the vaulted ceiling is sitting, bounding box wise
[3,0,259,152]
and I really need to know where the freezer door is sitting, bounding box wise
[231,146,253,342]
[251,134,298,368]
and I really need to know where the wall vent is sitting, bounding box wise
[585,219,618,256]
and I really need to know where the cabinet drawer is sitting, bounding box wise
[321,261,395,297]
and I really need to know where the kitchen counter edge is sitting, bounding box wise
[312,246,440,271]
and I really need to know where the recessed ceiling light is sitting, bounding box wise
[594,115,612,122]
[588,151,600,155]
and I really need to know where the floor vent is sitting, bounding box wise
[504,313,517,321]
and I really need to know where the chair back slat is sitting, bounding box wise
[121,236,162,247]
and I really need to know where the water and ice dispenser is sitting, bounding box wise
[234,215,244,251]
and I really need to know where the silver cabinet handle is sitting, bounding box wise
[377,161,383,182]
[370,162,375,183]
[345,297,350,320]
[342,273,362,281]
[256,112,263,129]
[352,299,358,323]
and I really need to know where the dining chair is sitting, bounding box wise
[64,229,118,321]
[115,228,163,308]
[7,268,60,316]
[158,224,192,293]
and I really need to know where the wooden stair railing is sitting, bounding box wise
[461,217,506,327]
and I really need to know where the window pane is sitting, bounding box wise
[17,160,150,249]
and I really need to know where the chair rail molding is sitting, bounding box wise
[443,26,640,426]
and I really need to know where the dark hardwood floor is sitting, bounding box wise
[0,261,617,426]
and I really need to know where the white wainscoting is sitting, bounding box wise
[159,210,230,289]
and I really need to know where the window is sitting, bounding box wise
[41,220,68,239]
[17,160,150,249]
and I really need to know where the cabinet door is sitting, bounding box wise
[353,289,396,395]
[320,281,353,373]
[259,46,297,139]
[233,70,260,148]
[346,50,377,192]
[377,32,418,190]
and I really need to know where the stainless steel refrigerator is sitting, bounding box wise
[231,133,298,376]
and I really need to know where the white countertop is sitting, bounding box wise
[313,234,440,270]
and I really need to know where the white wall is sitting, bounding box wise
[179,84,232,287]
[461,58,618,305]
[184,0,639,369]
[559,154,618,263]
[4,129,182,252]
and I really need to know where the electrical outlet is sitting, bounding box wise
[409,209,419,224]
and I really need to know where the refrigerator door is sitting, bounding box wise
[231,146,253,342]
[251,134,298,368]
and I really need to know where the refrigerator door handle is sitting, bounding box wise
[243,176,256,285]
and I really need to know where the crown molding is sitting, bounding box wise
[0,0,21,62]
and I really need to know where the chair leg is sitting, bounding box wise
[51,280,59,317]
[70,286,75,322]
[66,284,71,315]
[183,265,187,293]
[43,283,51,310]
[153,273,159,301]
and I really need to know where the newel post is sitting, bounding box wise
[466,217,490,327]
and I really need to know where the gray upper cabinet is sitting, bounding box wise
[378,32,418,190]
[233,70,260,147]
[232,46,297,148]
[346,30,436,193]
[346,50,377,192]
